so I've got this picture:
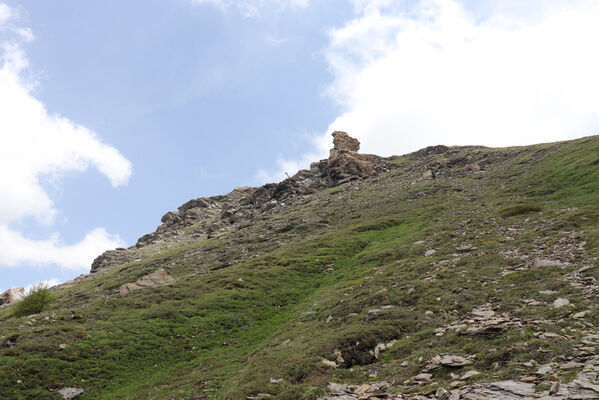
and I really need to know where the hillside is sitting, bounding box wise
[1,132,599,400]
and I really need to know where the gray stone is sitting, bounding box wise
[537,364,553,375]
[440,355,474,367]
[490,380,535,396]
[534,259,566,268]
[553,298,570,308]
[415,373,433,381]
[461,370,480,380]
[327,382,349,393]
[456,244,477,253]
[436,387,450,400]
[574,379,599,393]
[58,387,85,399]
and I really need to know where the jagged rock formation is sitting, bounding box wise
[91,131,391,274]
[0,287,24,308]
[325,131,378,185]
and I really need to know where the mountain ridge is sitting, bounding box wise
[87,131,393,275]
[1,132,599,400]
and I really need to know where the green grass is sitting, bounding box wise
[498,203,542,217]
[1,135,598,399]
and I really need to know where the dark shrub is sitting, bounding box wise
[14,283,53,317]
[498,204,541,217]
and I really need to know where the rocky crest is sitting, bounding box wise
[90,132,391,273]
[325,131,378,185]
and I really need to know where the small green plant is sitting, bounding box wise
[498,203,542,217]
[13,283,53,317]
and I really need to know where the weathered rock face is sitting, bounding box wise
[0,287,25,308]
[325,131,377,186]
[330,131,360,155]
[90,248,131,274]
[90,132,392,274]
[119,268,177,296]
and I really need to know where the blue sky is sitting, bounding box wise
[2,0,599,292]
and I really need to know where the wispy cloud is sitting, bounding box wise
[190,0,309,18]
[0,3,130,272]
[262,0,599,179]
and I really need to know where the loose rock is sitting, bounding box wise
[553,298,570,308]
[58,387,85,399]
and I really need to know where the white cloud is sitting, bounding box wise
[262,0,599,179]
[191,0,308,18]
[0,4,131,272]
[0,227,125,271]
[0,3,11,25]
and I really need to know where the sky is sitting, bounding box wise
[1,0,599,293]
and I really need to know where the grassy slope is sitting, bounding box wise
[1,135,598,399]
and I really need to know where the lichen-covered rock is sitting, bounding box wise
[119,268,176,295]
[0,287,25,308]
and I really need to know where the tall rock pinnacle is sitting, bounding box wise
[326,131,377,185]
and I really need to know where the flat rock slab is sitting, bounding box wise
[120,268,176,295]
[440,355,474,367]
[491,381,535,396]
[534,259,567,268]
[58,387,85,399]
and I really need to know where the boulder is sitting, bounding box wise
[425,249,437,257]
[58,387,85,399]
[553,298,570,308]
[0,287,25,307]
[119,268,177,295]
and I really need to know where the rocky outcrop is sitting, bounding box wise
[325,131,378,185]
[0,287,25,308]
[119,268,176,295]
[90,248,131,273]
[321,358,599,399]
[90,132,392,274]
